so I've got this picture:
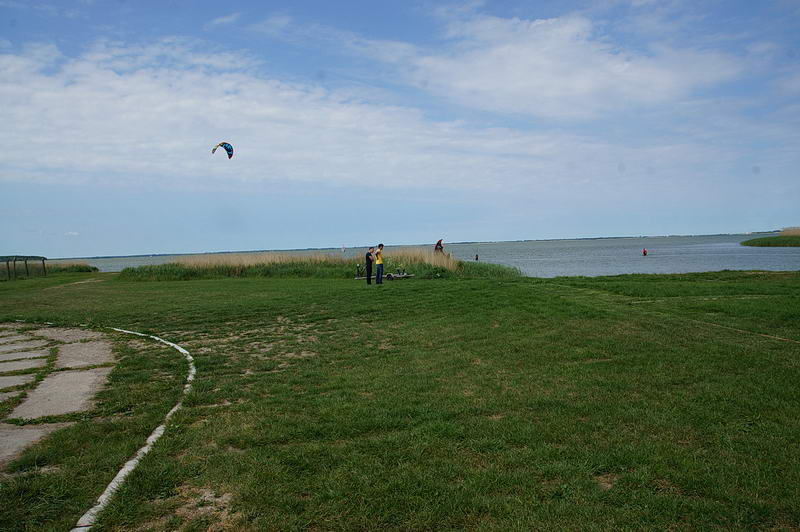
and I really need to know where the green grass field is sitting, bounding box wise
[1,269,799,530]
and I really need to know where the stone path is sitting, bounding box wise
[0,323,115,468]
[0,350,49,362]
[56,340,114,368]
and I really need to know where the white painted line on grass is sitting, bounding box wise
[71,328,195,531]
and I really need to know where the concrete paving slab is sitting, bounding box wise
[56,340,114,368]
[0,391,22,402]
[0,374,35,390]
[0,358,47,373]
[0,335,31,345]
[0,422,75,468]
[31,328,105,343]
[0,340,48,354]
[0,351,49,362]
[9,367,111,419]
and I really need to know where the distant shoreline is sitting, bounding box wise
[51,231,780,261]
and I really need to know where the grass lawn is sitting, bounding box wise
[1,270,799,530]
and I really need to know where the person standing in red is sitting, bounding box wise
[642,248,648,256]
[434,239,444,253]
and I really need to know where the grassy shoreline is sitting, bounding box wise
[1,269,798,530]
[742,227,800,247]
[741,235,800,247]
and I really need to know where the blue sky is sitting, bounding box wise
[1,0,798,257]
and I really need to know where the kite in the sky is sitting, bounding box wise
[212,142,234,159]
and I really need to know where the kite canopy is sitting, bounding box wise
[212,142,234,159]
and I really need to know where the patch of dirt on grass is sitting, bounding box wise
[0,463,62,480]
[595,473,618,490]
[655,478,682,495]
[133,485,247,532]
[279,351,317,359]
[42,279,106,290]
[174,486,241,529]
[487,413,506,420]
[125,339,173,354]
[202,400,233,408]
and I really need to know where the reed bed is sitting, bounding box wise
[47,260,98,272]
[119,248,519,281]
[174,248,460,271]
[175,252,351,268]
[781,227,800,236]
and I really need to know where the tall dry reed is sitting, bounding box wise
[175,252,350,267]
[174,248,460,271]
[780,227,800,236]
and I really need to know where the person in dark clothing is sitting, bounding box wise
[434,239,444,253]
[365,247,374,285]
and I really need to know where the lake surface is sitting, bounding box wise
[66,233,800,278]
[447,233,800,277]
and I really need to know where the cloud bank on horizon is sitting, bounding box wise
[0,0,798,256]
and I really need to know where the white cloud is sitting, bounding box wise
[0,37,794,203]
[65,231,79,236]
[248,15,417,64]
[249,9,743,121]
[407,14,742,119]
[0,39,568,191]
[205,12,241,29]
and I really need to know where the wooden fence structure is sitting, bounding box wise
[1,256,47,281]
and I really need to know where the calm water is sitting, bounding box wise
[447,233,800,277]
[70,233,800,278]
